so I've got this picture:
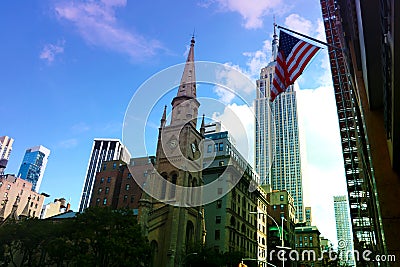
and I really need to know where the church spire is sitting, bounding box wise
[177,36,196,98]
[170,36,200,127]
[271,18,279,61]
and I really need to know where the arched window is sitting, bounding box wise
[170,173,178,199]
[150,240,158,267]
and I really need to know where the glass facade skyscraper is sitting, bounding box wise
[17,145,50,192]
[254,27,304,222]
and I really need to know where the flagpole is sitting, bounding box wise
[276,24,342,51]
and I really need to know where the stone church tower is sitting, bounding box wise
[139,37,206,267]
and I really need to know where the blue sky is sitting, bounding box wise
[1,0,347,245]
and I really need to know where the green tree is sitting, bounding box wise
[0,207,151,267]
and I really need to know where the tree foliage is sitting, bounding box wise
[0,207,150,267]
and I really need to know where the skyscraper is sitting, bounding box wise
[17,145,50,192]
[78,138,131,212]
[334,196,355,266]
[254,26,304,222]
[0,136,14,174]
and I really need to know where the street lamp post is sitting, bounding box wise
[250,211,290,267]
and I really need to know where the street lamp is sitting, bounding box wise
[250,211,291,267]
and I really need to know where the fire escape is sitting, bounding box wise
[320,0,387,264]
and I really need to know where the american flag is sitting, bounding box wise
[271,30,321,102]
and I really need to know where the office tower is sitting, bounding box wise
[305,207,312,226]
[254,25,304,222]
[17,145,50,192]
[334,196,355,266]
[202,131,260,263]
[138,37,205,267]
[0,174,46,221]
[0,136,14,174]
[78,139,131,212]
[320,0,395,259]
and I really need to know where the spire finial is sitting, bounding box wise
[200,114,205,135]
[271,17,279,62]
[192,28,196,44]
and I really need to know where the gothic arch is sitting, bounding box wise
[185,220,195,250]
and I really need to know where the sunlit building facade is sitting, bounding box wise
[254,27,304,222]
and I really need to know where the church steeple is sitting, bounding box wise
[271,19,279,61]
[170,36,200,127]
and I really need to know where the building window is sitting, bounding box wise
[96,198,100,206]
[219,161,224,166]
[127,173,132,179]
[0,182,2,187]
[280,195,284,201]
[102,163,107,171]
[98,188,102,194]
[215,230,220,240]
[131,195,135,203]
[218,143,224,151]
[6,184,11,190]
[280,204,284,210]
[107,177,111,183]
[125,184,130,190]
[123,195,128,202]
[207,144,212,153]
[216,200,222,208]
[217,188,222,195]
[113,163,117,169]
[100,177,105,184]
[3,192,7,198]
[216,216,221,224]
[273,205,277,210]
[103,198,107,205]
[105,187,110,194]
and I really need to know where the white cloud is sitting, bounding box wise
[40,40,65,63]
[205,0,285,29]
[54,0,162,60]
[58,138,78,149]
[212,103,254,165]
[243,40,272,78]
[284,14,313,36]
[214,86,236,104]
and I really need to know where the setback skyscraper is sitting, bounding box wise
[254,26,304,222]
[78,138,131,212]
[17,145,50,192]
[334,195,355,266]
